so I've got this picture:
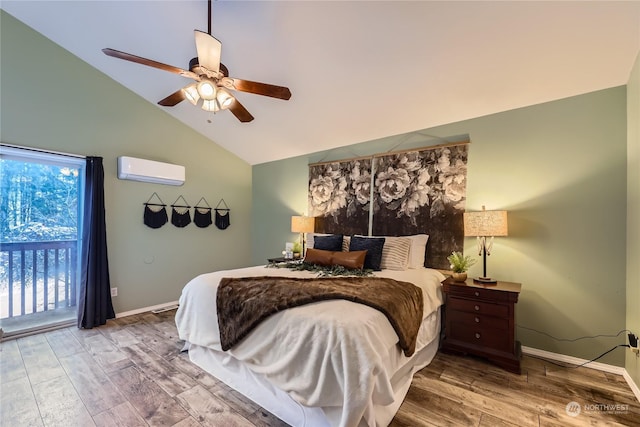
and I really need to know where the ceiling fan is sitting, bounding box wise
[102,0,291,123]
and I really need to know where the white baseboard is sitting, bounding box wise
[623,369,640,403]
[115,300,179,319]
[522,346,640,403]
[522,345,625,374]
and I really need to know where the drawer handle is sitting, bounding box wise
[474,305,480,311]
[474,317,480,323]
[474,291,480,297]
[475,333,481,339]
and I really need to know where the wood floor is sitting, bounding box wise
[1,309,639,427]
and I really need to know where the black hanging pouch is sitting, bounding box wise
[171,195,191,228]
[215,198,231,230]
[194,197,212,228]
[143,192,168,229]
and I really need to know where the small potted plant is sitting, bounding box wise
[447,251,476,282]
[292,241,302,259]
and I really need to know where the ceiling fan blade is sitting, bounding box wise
[102,48,198,80]
[228,99,254,123]
[194,30,222,75]
[158,89,186,106]
[227,78,291,100]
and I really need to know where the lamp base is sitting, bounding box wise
[473,277,497,284]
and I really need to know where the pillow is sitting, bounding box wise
[312,234,344,252]
[304,248,367,270]
[308,233,338,249]
[342,235,351,252]
[307,233,326,249]
[332,250,367,270]
[306,233,316,249]
[406,234,429,269]
[379,236,411,270]
[308,234,351,251]
[349,236,385,271]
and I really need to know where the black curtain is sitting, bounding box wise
[78,156,115,328]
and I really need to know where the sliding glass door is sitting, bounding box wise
[0,145,84,338]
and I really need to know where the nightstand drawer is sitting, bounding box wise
[445,286,510,302]
[448,297,509,318]
[448,310,509,330]
[449,321,510,352]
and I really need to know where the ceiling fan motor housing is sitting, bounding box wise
[190,57,229,78]
[189,57,200,72]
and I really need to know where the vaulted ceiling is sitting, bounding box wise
[2,1,639,165]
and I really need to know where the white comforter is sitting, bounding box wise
[175,266,445,427]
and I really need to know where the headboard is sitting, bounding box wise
[308,143,468,270]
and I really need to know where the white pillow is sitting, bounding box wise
[379,236,411,270]
[406,234,429,269]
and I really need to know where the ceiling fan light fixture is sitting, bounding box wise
[197,80,217,100]
[101,0,289,123]
[202,99,219,112]
[182,83,200,105]
[216,87,234,109]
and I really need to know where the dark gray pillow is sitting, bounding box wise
[349,236,385,270]
[313,234,344,252]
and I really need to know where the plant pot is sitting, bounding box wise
[452,272,467,282]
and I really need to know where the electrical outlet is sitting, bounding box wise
[111,287,118,297]
[629,333,639,357]
[629,333,638,348]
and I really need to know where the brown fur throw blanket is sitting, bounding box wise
[216,276,424,356]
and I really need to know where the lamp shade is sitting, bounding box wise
[291,216,315,233]
[197,80,217,100]
[216,88,235,109]
[182,83,200,105]
[202,99,219,112]
[464,208,508,237]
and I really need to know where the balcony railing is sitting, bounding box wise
[0,240,78,319]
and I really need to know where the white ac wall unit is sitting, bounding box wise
[117,156,185,186]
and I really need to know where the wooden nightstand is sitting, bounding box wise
[440,277,522,374]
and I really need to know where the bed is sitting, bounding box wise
[175,235,445,427]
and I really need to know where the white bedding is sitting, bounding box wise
[175,265,445,427]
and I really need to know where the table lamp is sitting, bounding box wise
[463,206,508,284]
[291,216,315,256]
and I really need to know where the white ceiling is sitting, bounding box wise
[3,1,639,165]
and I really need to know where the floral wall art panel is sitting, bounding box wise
[308,159,371,236]
[372,144,468,269]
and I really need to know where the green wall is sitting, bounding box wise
[1,11,253,314]
[626,52,640,387]
[253,87,628,366]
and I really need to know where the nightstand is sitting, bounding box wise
[440,277,522,374]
